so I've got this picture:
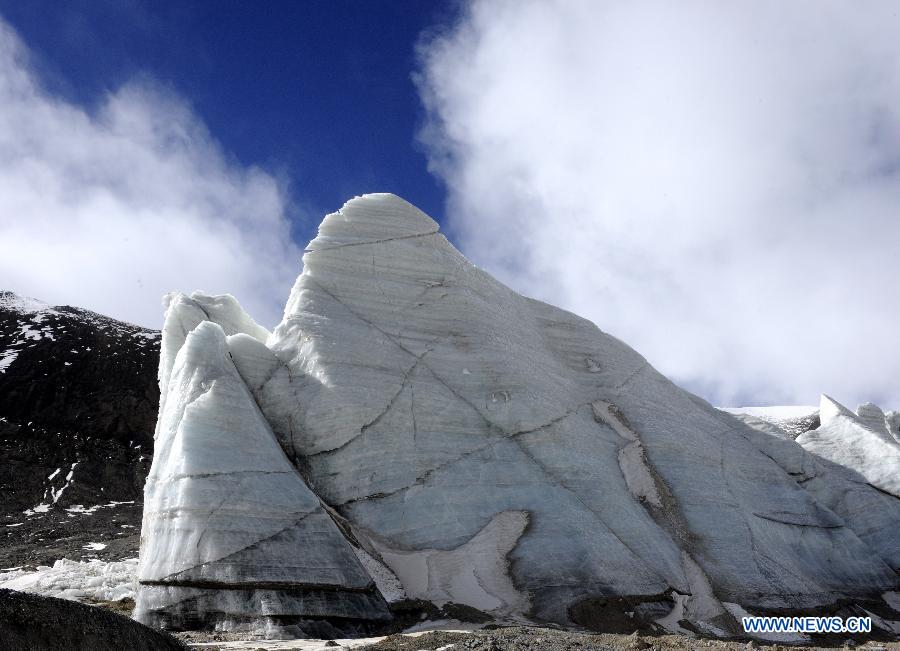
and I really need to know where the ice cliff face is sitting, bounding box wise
[135,295,390,633]
[136,194,900,635]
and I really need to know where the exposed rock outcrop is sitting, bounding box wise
[0,292,158,568]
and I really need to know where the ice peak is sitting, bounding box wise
[305,193,440,252]
[818,393,855,426]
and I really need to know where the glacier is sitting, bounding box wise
[795,396,900,497]
[136,194,900,636]
[136,298,389,633]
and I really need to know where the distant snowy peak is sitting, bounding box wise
[0,291,51,315]
[0,291,59,373]
[0,291,159,376]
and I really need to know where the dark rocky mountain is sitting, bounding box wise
[0,292,159,569]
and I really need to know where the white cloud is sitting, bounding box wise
[417,0,900,407]
[0,18,302,328]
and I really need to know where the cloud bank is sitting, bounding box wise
[417,0,900,407]
[0,17,302,328]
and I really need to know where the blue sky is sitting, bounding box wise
[1,1,899,407]
[0,0,454,245]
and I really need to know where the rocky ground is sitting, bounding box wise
[1,487,144,569]
[164,625,900,650]
[360,627,900,651]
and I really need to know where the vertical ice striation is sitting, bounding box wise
[135,300,389,633]
[137,194,900,635]
[255,194,900,626]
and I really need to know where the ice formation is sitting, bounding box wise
[0,558,138,603]
[137,194,900,635]
[795,395,900,498]
[136,309,389,630]
[719,405,820,439]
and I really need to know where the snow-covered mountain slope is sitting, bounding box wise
[0,291,159,568]
[137,194,900,637]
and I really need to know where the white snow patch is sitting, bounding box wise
[55,501,133,517]
[83,542,107,551]
[24,503,51,516]
[66,504,102,515]
[51,483,70,503]
[0,350,18,373]
[47,468,61,481]
[6,523,23,527]
[19,324,44,341]
[0,557,138,602]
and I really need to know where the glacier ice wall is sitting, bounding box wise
[137,195,900,635]
[796,395,900,498]
[135,295,389,632]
